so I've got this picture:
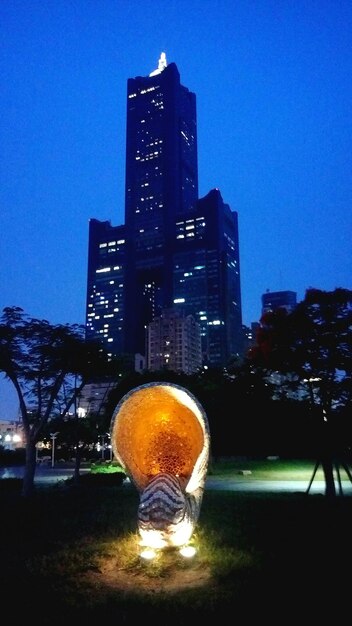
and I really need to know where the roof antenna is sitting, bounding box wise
[149,52,167,77]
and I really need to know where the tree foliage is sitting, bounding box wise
[0,306,114,496]
[248,288,352,496]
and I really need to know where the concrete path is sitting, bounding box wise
[1,465,352,495]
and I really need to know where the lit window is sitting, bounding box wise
[96,267,111,273]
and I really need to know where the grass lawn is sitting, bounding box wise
[208,456,322,480]
[1,459,351,623]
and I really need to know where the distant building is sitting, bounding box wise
[260,291,302,401]
[261,290,297,316]
[0,420,24,449]
[135,353,146,373]
[242,322,260,356]
[146,309,202,374]
[85,54,243,368]
[78,380,119,417]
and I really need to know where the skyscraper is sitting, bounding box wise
[124,55,198,355]
[85,54,243,368]
[86,219,126,356]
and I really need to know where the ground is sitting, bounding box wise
[85,550,213,595]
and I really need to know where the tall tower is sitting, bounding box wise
[85,54,243,368]
[125,53,198,232]
[124,54,198,354]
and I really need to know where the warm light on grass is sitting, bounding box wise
[139,533,167,549]
[139,542,197,560]
[139,517,194,550]
[140,548,157,560]
[179,545,197,558]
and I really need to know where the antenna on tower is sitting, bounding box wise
[149,52,167,77]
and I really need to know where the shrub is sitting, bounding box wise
[90,460,126,474]
[66,471,127,487]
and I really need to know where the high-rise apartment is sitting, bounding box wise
[86,54,243,368]
[146,308,202,374]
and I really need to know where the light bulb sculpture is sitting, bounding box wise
[110,382,210,551]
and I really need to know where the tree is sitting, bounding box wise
[248,288,352,497]
[0,306,114,497]
[43,409,107,470]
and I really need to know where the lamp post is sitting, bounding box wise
[106,432,113,461]
[99,434,105,460]
[50,432,59,468]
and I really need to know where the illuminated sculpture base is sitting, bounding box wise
[110,382,210,550]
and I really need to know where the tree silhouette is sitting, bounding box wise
[248,288,352,496]
[0,306,113,497]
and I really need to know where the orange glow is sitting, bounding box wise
[111,384,204,492]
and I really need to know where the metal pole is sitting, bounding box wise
[106,433,112,461]
[50,432,59,468]
[51,436,55,468]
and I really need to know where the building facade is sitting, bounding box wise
[261,290,297,316]
[77,379,119,417]
[86,219,126,355]
[0,420,24,449]
[146,308,202,374]
[85,54,243,369]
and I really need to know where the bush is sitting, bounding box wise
[0,448,25,466]
[66,471,127,487]
[90,460,125,474]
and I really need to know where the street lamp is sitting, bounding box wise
[50,432,59,468]
[99,434,105,460]
[106,432,113,461]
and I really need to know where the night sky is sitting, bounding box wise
[1,0,351,419]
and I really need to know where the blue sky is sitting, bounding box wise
[1,0,351,419]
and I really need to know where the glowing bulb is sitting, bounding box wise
[140,548,157,560]
[179,545,196,558]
